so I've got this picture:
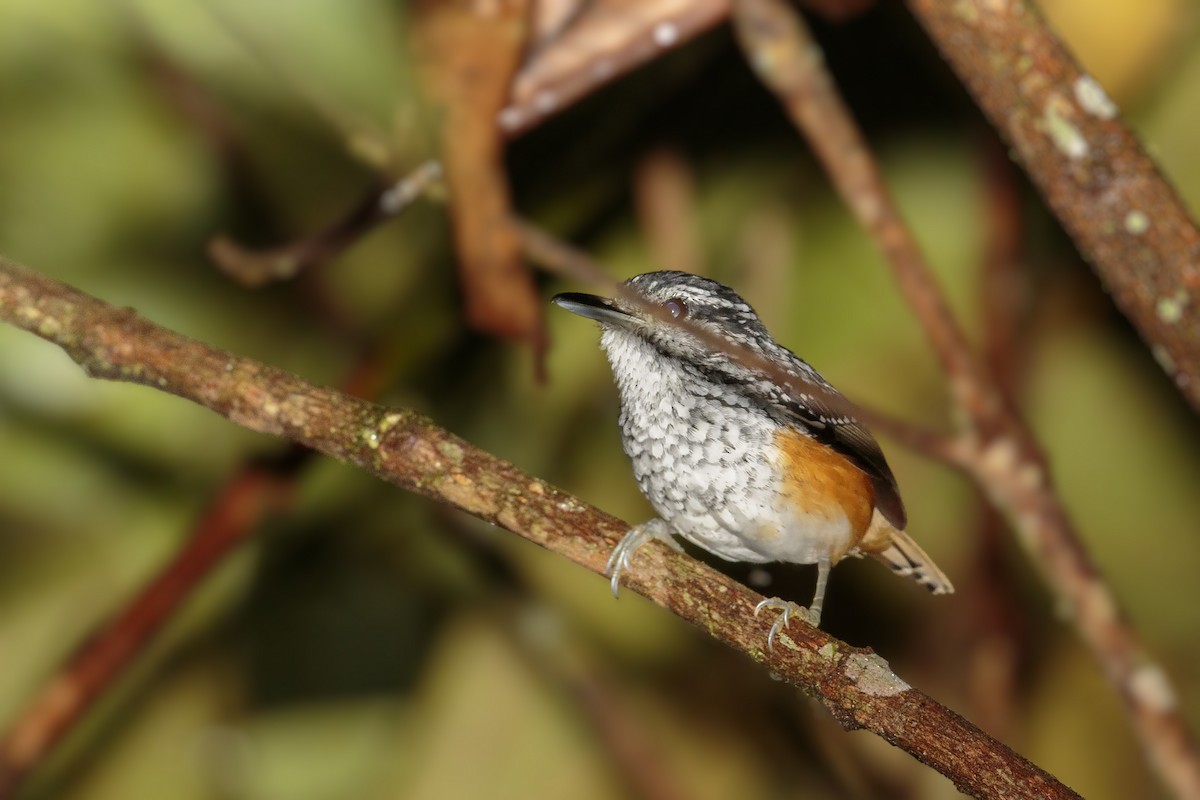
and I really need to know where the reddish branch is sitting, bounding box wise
[0,466,294,796]
[506,0,876,137]
[730,1,1200,798]
[908,0,1200,412]
[0,259,1080,799]
[504,0,730,136]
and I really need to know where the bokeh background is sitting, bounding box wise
[1,0,1199,798]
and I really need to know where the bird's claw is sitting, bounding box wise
[754,597,819,650]
[605,519,681,598]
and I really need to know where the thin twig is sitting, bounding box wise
[0,258,1080,799]
[0,464,294,797]
[208,161,443,287]
[730,2,1200,798]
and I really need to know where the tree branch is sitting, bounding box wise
[907,0,1200,413]
[0,463,296,796]
[730,2,1200,798]
[208,162,442,288]
[0,258,1079,799]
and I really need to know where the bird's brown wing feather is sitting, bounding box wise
[700,345,909,529]
[778,392,907,530]
[825,420,907,530]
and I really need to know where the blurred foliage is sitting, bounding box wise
[0,1,1198,798]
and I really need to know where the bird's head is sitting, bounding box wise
[553,270,773,365]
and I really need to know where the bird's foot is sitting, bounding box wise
[605,519,682,598]
[754,597,821,650]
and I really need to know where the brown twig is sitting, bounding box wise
[0,258,1081,799]
[0,464,294,797]
[503,0,730,136]
[208,161,443,288]
[906,0,1200,413]
[730,2,1200,798]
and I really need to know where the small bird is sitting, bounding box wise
[553,270,952,645]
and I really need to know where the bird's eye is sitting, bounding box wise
[664,298,688,319]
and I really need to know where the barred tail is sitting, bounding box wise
[869,527,954,595]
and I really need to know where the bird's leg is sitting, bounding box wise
[605,518,683,598]
[754,556,832,649]
[809,556,831,624]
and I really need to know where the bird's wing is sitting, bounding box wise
[697,342,909,530]
[772,362,908,531]
[824,418,907,530]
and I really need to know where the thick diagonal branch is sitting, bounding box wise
[0,258,1077,799]
[907,0,1200,412]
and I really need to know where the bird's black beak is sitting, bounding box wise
[552,292,638,328]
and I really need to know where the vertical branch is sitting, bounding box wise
[633,148,703,275]
[962,141,1030,738]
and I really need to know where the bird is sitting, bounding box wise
[553,270,952,646]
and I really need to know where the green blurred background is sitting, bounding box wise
[1,0,1198,797]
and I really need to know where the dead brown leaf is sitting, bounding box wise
[415,0,544,355]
